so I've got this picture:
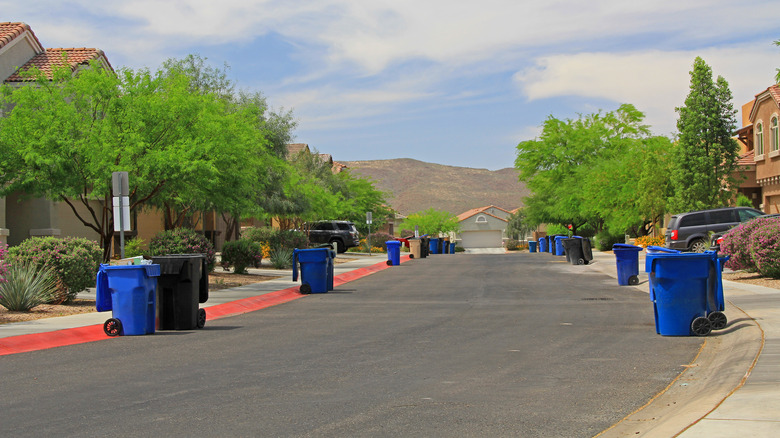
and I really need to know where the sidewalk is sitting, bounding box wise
[0,253,392,349]
[575,249,779,437]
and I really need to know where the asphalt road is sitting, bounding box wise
[0,253,702,437]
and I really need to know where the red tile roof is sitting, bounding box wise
[4,48,110,82]
[0,22,43,51]
[457,205,512,222]
[737,150,755,167]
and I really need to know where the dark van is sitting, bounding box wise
[665,207,764,252]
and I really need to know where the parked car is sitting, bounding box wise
[665,207,765,252]
[710,213,780,251]
[304,220,360,253]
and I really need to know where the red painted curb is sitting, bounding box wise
[0,256,412,356]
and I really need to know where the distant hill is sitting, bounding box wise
[344,159,530,216]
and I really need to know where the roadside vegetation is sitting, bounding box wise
[514,56,742,245]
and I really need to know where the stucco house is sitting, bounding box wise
[734,85,780,214]
[455,205,513,248]
[0,22,113,246]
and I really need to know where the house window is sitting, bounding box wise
[475,215,488,223]
[771,116,779,154]
[755,122,765,158]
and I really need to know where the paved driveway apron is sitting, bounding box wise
[0,253,701,437]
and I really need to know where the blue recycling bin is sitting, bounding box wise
[646,252,714,336]
[293,248,330,294]
[96,263,160,336]
[429,238,440,254]
[554,236,566,256]
[613,243,643,286]
[529,241,537,253]
[386,240,401,266]
[539,237,547,254]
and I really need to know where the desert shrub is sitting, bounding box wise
[243,227,309,250]
[348,238,384,253]
[720,218,769,272]
[0,263,58,311]
[221,239,261,274]
[748,218,780,278]
[505,239,520,251]
[546,224,571,236]
[634,235,665,248]
[149,228,216,271]
[365,233,395,251]
[0,243,8,282]
[270,247,294,269]
[594,231,625,251]
[7,236,102,302]
[122,238,148,258]
[454,245,466,252]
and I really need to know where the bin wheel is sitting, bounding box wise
[104,318,122,337]
[386,260,393,266]
[691,316,712,336]
[707,311,727,330]
[196,308,207,329]
[628,275,639,285]
[409,254,414,259]
[576,258,585,265]
[300,283,312,294]
[583,260,590,265]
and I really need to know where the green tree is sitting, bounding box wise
[515,104,659,235]
[669,57,740,213]
[399,208,460,236]
[0,58,276,261]
[506,209,532,241]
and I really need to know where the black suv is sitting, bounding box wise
[665,207,764,252]
[305,220,360,253]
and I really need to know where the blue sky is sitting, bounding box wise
[4,1,780,170]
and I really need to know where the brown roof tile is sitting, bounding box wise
[5,48,110,82]
[0,22,43,51]
[737,150,755,167]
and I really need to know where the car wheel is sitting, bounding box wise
[689,238,707,253]
[331,240,345,253]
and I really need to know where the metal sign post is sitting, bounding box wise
[112,172,130,259]
[366,212,373,256]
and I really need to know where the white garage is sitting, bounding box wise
[459,230,503,248]
[455,206,512,249]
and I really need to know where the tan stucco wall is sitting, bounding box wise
[0,32,38,82]
[458,214,508,237]
[54,200,102,243]
[753,99,780,179]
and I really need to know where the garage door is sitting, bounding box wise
[459,230,502,248]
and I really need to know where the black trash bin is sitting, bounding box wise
[152,254,209,330]
[562,237,593,265]
[420,237,429,258]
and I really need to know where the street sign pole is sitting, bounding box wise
[112,172,130,259]
[367,212,373,256]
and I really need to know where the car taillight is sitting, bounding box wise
[717,237,723,245]
[671,230,678,240]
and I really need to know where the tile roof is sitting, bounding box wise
[456,205,512,222]
[0,22,43,51]
[737,150,755,167]
[4,48,110,82]
[286,143,310,157]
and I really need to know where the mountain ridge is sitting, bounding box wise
[344,158,530,216]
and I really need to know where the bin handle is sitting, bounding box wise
[292,250,299,282]
[95,269,112,312]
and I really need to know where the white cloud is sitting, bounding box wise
[513,44,780,135]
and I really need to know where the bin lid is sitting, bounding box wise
[612,243,643,251]
[645,245,680,254]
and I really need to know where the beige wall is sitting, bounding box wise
[0,32,38,82]
[753,99,780,179]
